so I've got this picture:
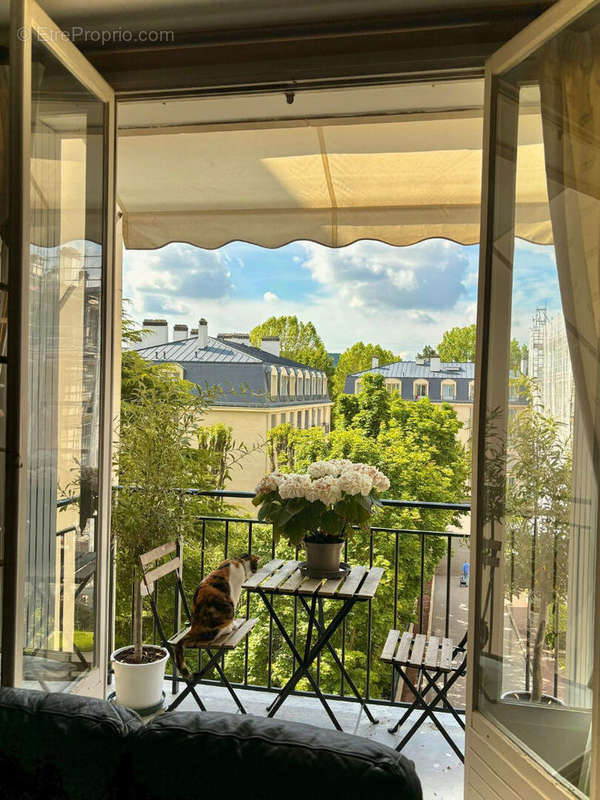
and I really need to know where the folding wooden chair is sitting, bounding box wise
[381,629,467,761]
[139,540,257,714]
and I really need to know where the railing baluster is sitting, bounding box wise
[419,533,425,633]
[445,534,452,639]
[244,521,253,688]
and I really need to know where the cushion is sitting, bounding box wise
[129,711,422,800]
[0,687,142,800]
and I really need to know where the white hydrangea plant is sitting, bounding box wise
[253,460,390,546]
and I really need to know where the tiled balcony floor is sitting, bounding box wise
[160,681,464,800]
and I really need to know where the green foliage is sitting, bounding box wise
[250,315,333,383]
[505,385,571,700]
[332,341,398,399]
[417,345,438,359]
[437,324,477,362]
[437,323,526,374]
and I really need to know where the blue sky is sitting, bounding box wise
[123,238,560,359]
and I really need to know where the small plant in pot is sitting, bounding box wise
[253,459,390,577]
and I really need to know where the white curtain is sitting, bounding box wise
[540,26,600,796]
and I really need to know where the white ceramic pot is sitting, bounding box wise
[111,645,169,712]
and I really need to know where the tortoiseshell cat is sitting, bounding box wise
[175,553,259,677]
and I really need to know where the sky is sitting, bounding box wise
[123,237,561,360]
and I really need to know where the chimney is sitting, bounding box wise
[430,356,441,371]
[174,323,189,340]
[142,318,168,347]
[261,336,280,357]
[190,327,198,336]
[197,318,208,348]
[371,357,379,369]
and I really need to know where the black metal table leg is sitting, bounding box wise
[300,595,379,724]
[257,590,343,730]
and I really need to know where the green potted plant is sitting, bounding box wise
[253,459,390,577]
[111,349,213,713]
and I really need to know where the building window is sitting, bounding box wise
[271,414,277,428]
[469,381,475,401]
[414,380,428,399]
[297,375,303,395]
[290,373,296,395]
[386,380,400,394]
[304,410,309,428]
[311,375,317,395]
[281,372,289,395]
[270,368,278,398]
[441,380,456,401]
[317,408,322,425]
[281,413,287,425]
[355,380,361,394]
[297,410,302,427]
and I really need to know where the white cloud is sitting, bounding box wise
[300,239,470,312]
[123,239,479,357]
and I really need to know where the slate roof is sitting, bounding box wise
[134,335,330,408]
[346,360,475,381]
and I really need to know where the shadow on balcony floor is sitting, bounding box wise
[160,681,464,800]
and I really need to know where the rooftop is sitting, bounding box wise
[348,360,476,380]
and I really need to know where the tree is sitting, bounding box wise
[417,345,438,359]
[437,325,476,362]
[510,340,529,374]
[263,379,469,697]
[437,323,527,374]
[332,341,398,399]
[250,316,332,377]
[505,389,571,701]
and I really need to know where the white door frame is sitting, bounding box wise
[2,0,117,697]
[467,0,600,797]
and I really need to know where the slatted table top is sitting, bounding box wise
[242,559,383,600]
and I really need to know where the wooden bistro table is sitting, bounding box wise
[242,559,384,731]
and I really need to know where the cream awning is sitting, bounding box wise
[117,87,551,250]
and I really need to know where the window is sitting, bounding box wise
[317,408,322,425]
[386,380,400,393]
[442,380,456,401]
[270,368,278,398]
[469,381,475,401]
[290,373,296,395]
[311,374,317,394]
[271,414,277,428]
[297,410,302,427]
[304,410,309,428]
[414,380,428,399]
[355,380,361,394]
[281,371,289,395]
[297,374,303,395]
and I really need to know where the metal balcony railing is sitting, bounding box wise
[116,490,471,712]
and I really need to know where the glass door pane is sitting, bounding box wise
[23,31,107,692]
[477,4,600,796]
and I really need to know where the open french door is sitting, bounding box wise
[468,0,600,797]
[1,0,116,697]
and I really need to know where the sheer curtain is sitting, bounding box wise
[540,27,600,795]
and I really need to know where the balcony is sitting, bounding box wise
[110,492,471,799]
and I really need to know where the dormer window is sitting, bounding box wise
[270,367,278,399]
[469,381,475,401]
[297,374,303,395]
[441,380,456,401]
[414,380,428,400]
[280,369,289,396]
